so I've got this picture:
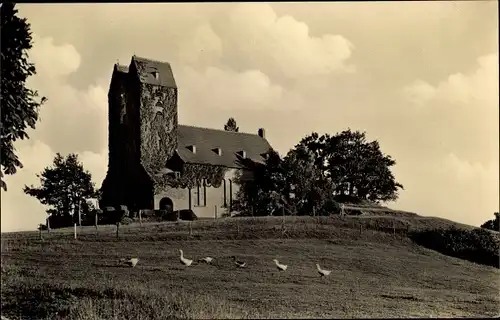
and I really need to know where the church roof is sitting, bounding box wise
[175,125,272,169]
[131,55,177,89]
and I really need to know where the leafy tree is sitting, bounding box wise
[233,149,287,216]
[1,3,47,191]
[283,144,336,215]
[481,212,500,232]
[24,153,97,222]
[224,117,239,132]
[299,129,403,203]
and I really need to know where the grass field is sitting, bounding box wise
[2,215,499,319]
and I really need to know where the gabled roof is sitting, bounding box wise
[175,125,272,169]
[131,55,177,88]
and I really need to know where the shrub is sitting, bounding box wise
[178,209,198,221]
[120,217,133,225]
[409,226,500,268]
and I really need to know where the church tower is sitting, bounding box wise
[100,56,178,211]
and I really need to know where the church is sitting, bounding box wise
[99,55,274,218]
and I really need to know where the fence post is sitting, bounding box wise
[39,226,43,240]
[282,206,286,237]
[359,222,362,234]
[393,220,396,237]
[95,212,98,230]
[139,209,143,226]
[189,221,193,236]
[46,217,51,233]
[214,205,218,219]
[116,223,119,239]
[74,223,77,240]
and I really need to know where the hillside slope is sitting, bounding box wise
[2,215,499,319]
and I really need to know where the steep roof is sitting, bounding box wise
[175,125,272,169]
[131,55,177,88]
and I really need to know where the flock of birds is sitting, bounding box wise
[119,249,333,277]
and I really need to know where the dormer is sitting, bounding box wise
[187,145,196,154]
[153,71,159,80]
[238,150,247,159]
[212,147,222,156]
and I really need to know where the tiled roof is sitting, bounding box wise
[175,125,272,168]
[131,55,177,88]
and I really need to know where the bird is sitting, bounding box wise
[273,259,288,271]
[232,256,247,268]
[120,258,139,268]
[316,263,331,277]
[179,249,193,266]
[198,257,214,264]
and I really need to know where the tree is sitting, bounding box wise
[299,129,403,203]
[224,117,239,132]
[481,212,500,232]
[1,3,47,191]
[233,149,287,216]
[24,153,97,223]
[283,144,336,216]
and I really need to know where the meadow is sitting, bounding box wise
[2,215,499,319]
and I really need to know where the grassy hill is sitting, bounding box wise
[2,214,499,319]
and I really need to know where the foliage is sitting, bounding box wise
[139,83,178,178]
[24,153,97,220]
[224,117,239,132]
[0,3,47,191]
[297,128,403,203]
[283,144,338,216]
[153,163,227,191]
[409,226,500,268]
[233,149,288,216]
[481,212,499,232]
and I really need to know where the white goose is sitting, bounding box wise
[120,258,139,268]
[232,256,247,268]
[179,249,193,266]
[198,257,214,264]
[316,263,331,277]
[273,259,288,271]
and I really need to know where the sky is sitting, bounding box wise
[1,2,498,232]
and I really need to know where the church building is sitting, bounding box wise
[100,55,273,218]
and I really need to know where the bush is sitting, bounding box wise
[409,226,500,268]
[178,209,198,221]
[47,215,74,229]
[121,217,133,225]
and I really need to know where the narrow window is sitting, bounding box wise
[229,179,233,212]
[223,179,227,207]
[197,183,200,206]
[203,179,207,207]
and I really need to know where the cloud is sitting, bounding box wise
[27,34,109,155]
[177,24,223,67]
[393,53,499,226]
[178,66,286,111]
[210,3,355,79]
[404,53,499,108]
[401,52,499,165]
[392,152,499,227]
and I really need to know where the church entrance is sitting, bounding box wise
[159,197,174,213]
